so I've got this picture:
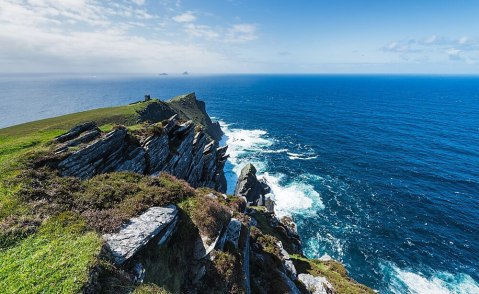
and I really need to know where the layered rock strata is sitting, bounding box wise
[46,114,228,192]
[103,205,179,265]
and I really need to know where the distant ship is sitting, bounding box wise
[182,71,189,75]
[158,73,168,76]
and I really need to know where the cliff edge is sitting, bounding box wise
[0,94,373,294]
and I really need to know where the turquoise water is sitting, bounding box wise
[1,74,478,293]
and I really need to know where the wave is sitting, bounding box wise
[382,262,479,294]
[218,120,324,217]
[260,173,324,217]
[287,152,318,160]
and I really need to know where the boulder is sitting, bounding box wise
[103,205,178,265]
[319,254,332,262]
[234,164,264,204]
[298,274,335,294]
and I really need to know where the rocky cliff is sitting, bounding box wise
[35,94,228,192]
[0,93,374,294]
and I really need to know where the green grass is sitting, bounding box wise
[0,101,153,138]
[291,254,375,294]
[0,212,102,293]
[0,101,156,292]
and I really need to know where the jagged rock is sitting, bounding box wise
[280,216,299,237]
[60,129,101,150]
[164,121,196,179]
[168,93,223,141]
[223,218,242,249]
[103,205,178,265]
[277,241,297,280]
[54,121,97,143]
[265,196,275,213]
[259,178,272,195]
[235,164,264,204]
[158,214,179,246]
[115,147,146,174]
[298,274,335,294]
[163,114,178,134]
[51,116,228,191]
[142,133,169,174]
[57,127,129,179]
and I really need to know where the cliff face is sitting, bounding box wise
[168,93,223,141]
[37,95,228,192]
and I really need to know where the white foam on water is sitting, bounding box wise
[219,120,324,216]
[219,121,273,194]
[260,173,324,217]
[384,263,479,294]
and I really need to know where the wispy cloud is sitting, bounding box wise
[172,11,196,23]
[183,23,219,39]
[226,24,257,43]
[382,35,479,63]
[0,0,231,72]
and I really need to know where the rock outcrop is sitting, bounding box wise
[234,163,267,205]
[298,274,335,294]
[168,93,223,141]
[47,114,228,192]
[103,205,178,265]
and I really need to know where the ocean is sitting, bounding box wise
[1,74,478,293]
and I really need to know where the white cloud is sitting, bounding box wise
[183,23,219,39]
[382,35,479,63]
[226,24,257,43]
[0,0,231,73]
[132,0,146,5]
[172,11,196,23]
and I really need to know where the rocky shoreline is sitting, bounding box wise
[0,93,374,293]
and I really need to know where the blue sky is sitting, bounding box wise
[1,0,478,73]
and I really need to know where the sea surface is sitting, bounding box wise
[1,74,478,293]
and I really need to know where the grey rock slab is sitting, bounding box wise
[224,218,242,249]
[298,273,335,294]
[103,205,178,265]
[277,241,297,280]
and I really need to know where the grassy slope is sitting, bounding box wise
[0,101,152,222]
[0,101,153,293]
[0,212,102,293]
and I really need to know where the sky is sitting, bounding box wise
[1,0,479,74]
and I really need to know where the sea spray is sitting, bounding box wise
[381,262,479,294]
[219,121,324,217]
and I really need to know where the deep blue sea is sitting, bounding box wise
[1,74,478,293]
